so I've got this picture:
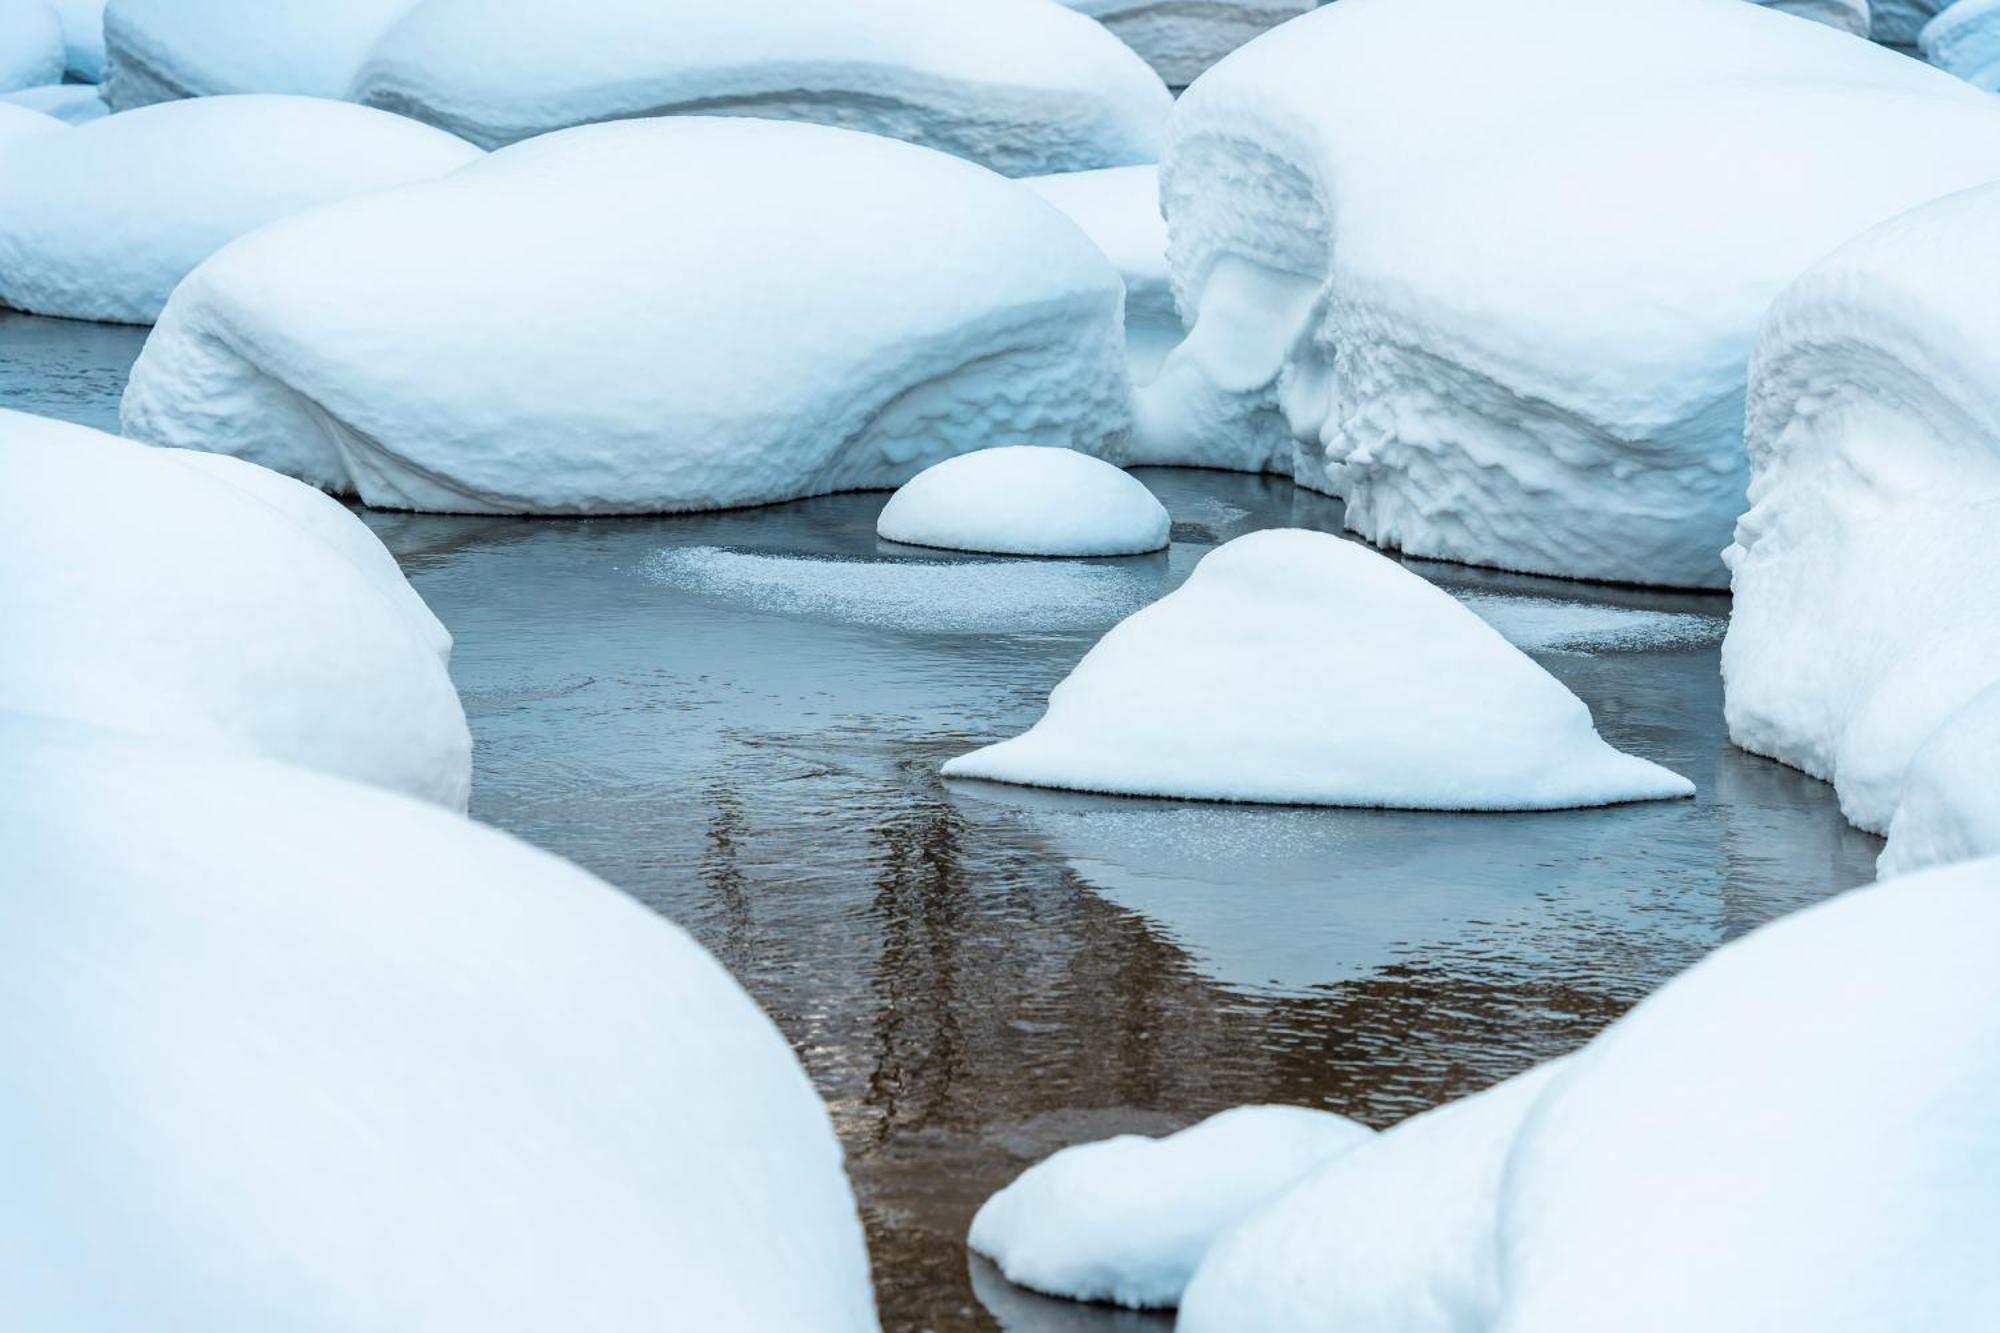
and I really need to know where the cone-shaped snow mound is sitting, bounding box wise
[943,529,1694,809]
[121,117,1130,515]
[877,447,1169,557]
[0,411,470,808]
[0,0,63,93]
[1064,0,1312,87]
[0,718,880,1333]
[0,95,478,324]
[971,1105,1373,1310]
[100,0,419,108]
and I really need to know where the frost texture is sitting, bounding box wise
[877,447,1170,557]
[122,118,1130,515]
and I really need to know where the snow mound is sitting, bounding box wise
[1723,180,2000,840]
[1065,0,1311,88]
[970,1105,1373,1309]
[1178,1065,1567,1333]
[122,117,1129,514]
[0,95,478,324]
[943,529,1695,809]
[877,447,1169,557]
[1921,0,2000,88]
[1,82,107,122]
[1878,0,1948,45]
[1757,0,1870,33]
[0,99,62,150]
[1878,683,2000,879]
[1020,165,1178,384]
[100,0,418,109]
[350,0,1171,172]
[0,717,880,1333]
[53,0,104,80]
[1147,0,2000,585]
[0,410,470,809]
[0,0,63,92]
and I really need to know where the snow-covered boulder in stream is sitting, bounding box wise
[0,95,477,324]
[1920,0,2000,89]
[100,0,418,108]
[350,0,1171,172]
[1723,180,2000,838]
[1064,0,1312,88]
[1146,0,2000,586]
[122,117,1129,515]
[877,447,1169,556]
[0,717,880,1333]
[0,410,470,808]
[943,529,1693,808]
[970,1106,1373,1309]
[1020,165,1179,385]
[0,0,63,92]
[1879,683,2000,879]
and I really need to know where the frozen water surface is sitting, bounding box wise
[3,316,1881,1332]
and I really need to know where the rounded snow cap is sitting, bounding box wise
[877,446,1170,557]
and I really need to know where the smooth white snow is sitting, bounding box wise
[1020,165,1178,384]
[1723,180,2000,838]
[351,0,1172,172]
[943,529,1695,809]
[1064,0,1311,87]
[877,447,1169,557]
[0,410,470,808]
[1878,683,2000,878]
[0,716,880,1333]
[0,99,62,150]
[100,0,419,109]
[970,1105,1374,1309]
[1146,0,2000,586]
[0,94,478,324]
[122,117,1129,514]
[1921,0,2000,88]
[52,0,104,80]
[0,0,63,92]
[0,82,107,122]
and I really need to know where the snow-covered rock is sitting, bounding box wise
[970,1105,1373,1310]
[122,117,1129,514]
[0,0,63,92]
[1921,0,2000,88]
[1878,684,2000,879]
[0,99,62,150]
[1020,165,1178,385]
[1,82,108,122]
[877,447,1168,557]
[0,95,477,324]
[100,0,418,109]
[1146,0,2000,585]
[350,0,1171,172]
[1065,0,1312,87]
[52,0,104,80]
[0,410,470,808]
[943,529,1694,808]
[1178,1065,1567,1333]
[0,716,880,1333]
[1877,0,1948,44]
[1723,180,2000,838]
[1757,0,1871,33]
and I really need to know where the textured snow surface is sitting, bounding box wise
[1878,0,1949,44]
[1147,0,2000,585]
[877,447,1169,556]
[1178,1065,1567,1333]
[0,0,63,92]
[0,82,107,122]
[100,0,419,108]
[1020,165,1179,384]
[0,95,478,324]
[1922,0,2000,87]
[0,718,880,1333]
[352,0,1172,172]
[1065,0,1312,87]
[944,529,1695,808]
[122,117,1128,514]
[0,410,470,808]
[971,1106,1373,1310]
[1723,180,2000,844]
[1879,684,2000,878]
[52,0,104,79]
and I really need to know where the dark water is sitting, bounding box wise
[3,313,1882,1332]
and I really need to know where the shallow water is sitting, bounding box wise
[3,314,1882,1331]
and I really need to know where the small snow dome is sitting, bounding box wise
[877,447,1169,557]
[0,94,479,324]
[943,529,1693,809]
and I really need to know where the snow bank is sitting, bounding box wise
[100,0,417,108]
[0,410,470,808]
[123,117,1129,514]
[970,1105,1373,1309]
[0,0,63,92]
[351,0,1171,172]
[1020,165,1179,386]
[943,529,1694,808]
[1148,0,2000,584]
[1,82,107,122]
[0,717,880,1333]
[1178,1065,1566,1333]
[1065,0,1311,87]
[53,0,104,79]
[1756,0,1871,33]
[1921,0,2000,88]
[877,447,1169,557]
[0,95,478,324]
[1874,683,2000,879]
[1723,180,2000,840]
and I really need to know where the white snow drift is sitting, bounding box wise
[1920,0,2000,88]
[122,117,1129,515]
[971,1105,1373,1310]
[1065,0,1312,87]
[100,0,419,108]
[1723,180,2000,847]
[877,447,1169,557]
[1145,0,2000,585]
[0,0,63,92]
[1020,165,1179,385]
[0,95,478,324]
[0,410,470,808]
[0,717,880,1333]
[1879,684,2000,879]
[943,529,1694,808]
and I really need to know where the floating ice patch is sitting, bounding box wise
[643,546,1161,635]
[1458,594,1726,654]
